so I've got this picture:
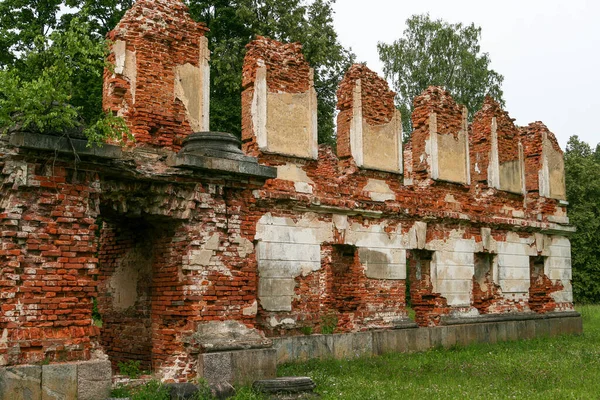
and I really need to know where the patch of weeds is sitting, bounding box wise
[320,313,338,335]
[195,378,214,399]
[406,305,416,321]
[110,385,131,398]
[231,386,266,400]
[118,360,142,379]
[301,326,313,335]
[130,380,170,400]
[92,297,103,327]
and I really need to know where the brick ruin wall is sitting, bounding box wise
[103,0,209,151]
[0,1,576,383]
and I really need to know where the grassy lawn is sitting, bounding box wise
[278,305,600,399]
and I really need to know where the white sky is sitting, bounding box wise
[332,0,600,150]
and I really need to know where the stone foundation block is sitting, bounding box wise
[42,364,77,400]
[198,348,276,386]
[77,361,112,400]
[0,365,42,400]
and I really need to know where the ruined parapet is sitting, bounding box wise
[103,0,210,150]
[241,36,318,159]
[520,122,567,200]
[336,64,402,173]
[411,87,470,184]
[471,97,525,194]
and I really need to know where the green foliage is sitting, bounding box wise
[320,312,338,334]
[118,360,142,379]
[301,326,314,335]
[0,0,65,67]
[110,384,132,398]
[195,378,214,399]
[130,380,170,400]
[1,0,349,146]
[0,13,129,146]
[279,304,600,399]
[65,0,133,37]
[565,136,600,303]
[378,14,504,139]
[186,0,354,146]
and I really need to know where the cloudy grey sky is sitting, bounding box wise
[332,0,600,150]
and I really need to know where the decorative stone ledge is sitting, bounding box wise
[9,131,122,159]
[173,132,276,179]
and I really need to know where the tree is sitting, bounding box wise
[1,0,352,147]
[378,14,504,138]
[0,13,128,145]
[564,135,600,303]
[186,0,354,146]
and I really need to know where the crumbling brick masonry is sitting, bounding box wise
[0,0,580,394]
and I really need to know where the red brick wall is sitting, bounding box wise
[0,163,100,365]
[103,0,208,150]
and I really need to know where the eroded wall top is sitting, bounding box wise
[103,0,210,150]
[336,64,402,173]
[471,97,525,194]
[521,122,567,200]
[241,36,318,159]
[411,86,470,184]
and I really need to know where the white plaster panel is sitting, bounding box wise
[501,279,530,293]
[257,260,321,278]
[259,278,296,296]
[257,225,331,245]
[364,263,406,280]
[499,266,530,281]
[549,236,571,248]
[551,281,573,303]
[359,248,406,280]
[549,267,572,281]
[436,280,471,295]
[345,222,408,249]
[497,254,530,268]
[444,294,471,307]
[256,213,329,311]
[435,265,474,281]
[434,251,474,266]
[256,242,320,262]
[496,237,532,294]
[259,296,294,312]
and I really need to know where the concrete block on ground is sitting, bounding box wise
[0,365,42,400]
[199,348,277,386]
[77,360,112,400]
[42,364,77,400]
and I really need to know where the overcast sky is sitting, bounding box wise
[331,0,600,150]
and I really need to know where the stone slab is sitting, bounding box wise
[42,364,77,400]
[198,348,277,386]
[0,365,42,400]
[77,361,112,400]
[271,314,582,365]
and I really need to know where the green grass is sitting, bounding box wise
[278,305,600,399]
